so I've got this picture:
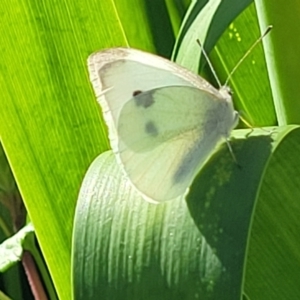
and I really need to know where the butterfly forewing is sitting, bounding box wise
[88,48,217,130]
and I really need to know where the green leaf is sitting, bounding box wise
[254,0,300,125]
[0,290,12,300]
[0,0,130,298]
[172,0,252,72]
[0,224,34,272]
[1,0,300,298]
[165,0,190,36]
[73,126,300,299]
[0,0,178,298]
[244,126,300,299]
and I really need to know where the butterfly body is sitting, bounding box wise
[88,48,238,203]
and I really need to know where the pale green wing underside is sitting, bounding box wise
[117,86,234,202]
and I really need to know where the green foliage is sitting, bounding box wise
[0,0,299,299]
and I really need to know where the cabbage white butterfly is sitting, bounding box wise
[88,47,240,203]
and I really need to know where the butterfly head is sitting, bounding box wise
[216,86,239,138]
[219,85,233,102]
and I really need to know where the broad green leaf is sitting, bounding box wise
[254,0,300,125]
[244,127,300,299]
[0,0,168,298]
[73,126,300,299]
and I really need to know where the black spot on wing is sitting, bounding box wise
[133,91,155,108]
[145,121,158,137]
[133,90,142,96]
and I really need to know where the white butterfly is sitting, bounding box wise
[88,48,239,203]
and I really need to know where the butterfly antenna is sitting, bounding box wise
[224,25,273,86]
[196,39,222,88]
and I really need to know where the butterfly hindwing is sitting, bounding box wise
[117,86,229,201]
